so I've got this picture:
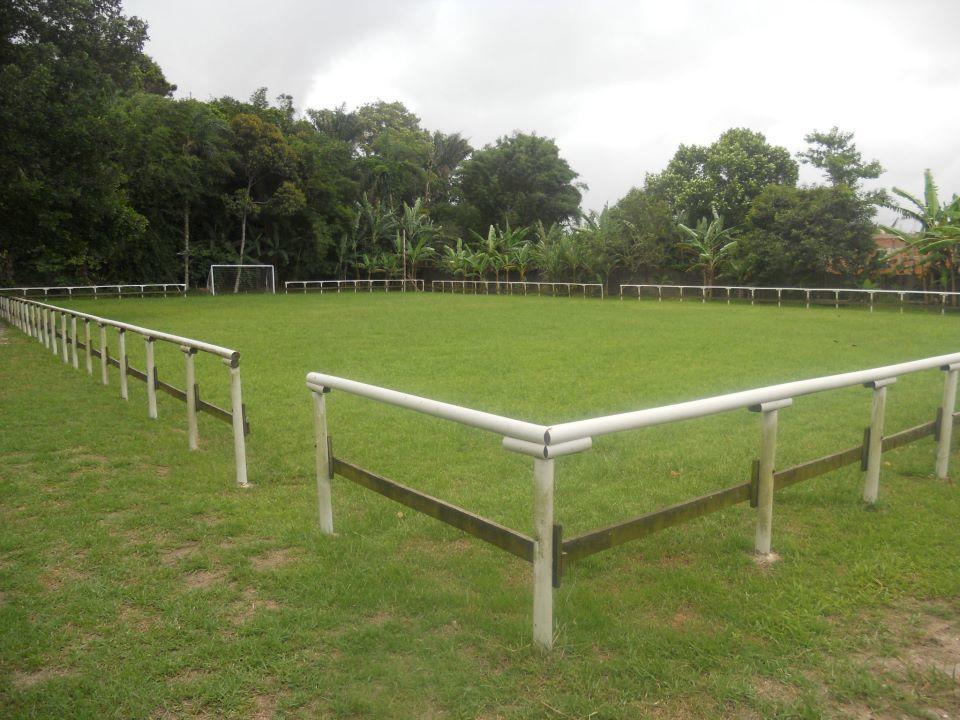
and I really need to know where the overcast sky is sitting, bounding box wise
[125,0,960,224]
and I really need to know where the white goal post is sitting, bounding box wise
[208,265,276,295]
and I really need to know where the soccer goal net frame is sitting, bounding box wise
[208,264,276,295]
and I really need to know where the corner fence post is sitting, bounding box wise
[84,320,92,375]
[228,359,249,487]
[118,329,129,400]
[532,457,555,650]
[863,378,895,504]
[312,388,334,533]
[750,399,791,556]
[183,347,199,450]
[70,316,79,368]
[145,337,157,419]
[936,363,960,480]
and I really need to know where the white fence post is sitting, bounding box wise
[70,316,79,369]
[532,457,555,650]
[313,389,334,533]
[60,312,68,363]
[228,360,249,487]
[863,378,895,504]
[49,310,57,355]
[84,320,92,375]
[183,347,198,450]
[97,323,110,385]
[145,337,158,419]
[99,323,109,385]
[117,329,129,400]
[751,399,791,556]
[936,363,960,480]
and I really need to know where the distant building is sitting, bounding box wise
[874,232,922,281]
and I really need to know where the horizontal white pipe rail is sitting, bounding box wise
[431,279,604,299]
[544,352,960,445]
[285,279,424,293]
[620,283,959,312]
[0,284,185,298]
[304,347,960,650]
[1,295,248,486]
[306,372,547,444]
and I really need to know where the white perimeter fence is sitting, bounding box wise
[305,351,960,650]
[0,284,185,298]
[620,284,960,313]
[285,279,424,293]
[432,279,604,298]
[1,295,249,486]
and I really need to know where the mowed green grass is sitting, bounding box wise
[2,293,959,719]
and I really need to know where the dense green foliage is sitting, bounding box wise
[1,0,957,292]
[739,185,878,286]
[3,294,960,718]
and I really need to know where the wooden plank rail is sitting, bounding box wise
[331,456,535,562]
[559,414,951,580]
[101,350,244,432]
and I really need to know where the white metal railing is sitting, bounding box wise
[0,284,185,298]
[284,279,425,293]
[304,350,960,650]
[1,295,249,487]
[620,284,960,313]
[431,279,604,299]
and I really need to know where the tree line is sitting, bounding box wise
[1,1,957,292]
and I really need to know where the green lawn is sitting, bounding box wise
[2,294,959,719]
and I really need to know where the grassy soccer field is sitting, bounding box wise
[2,293,959,719]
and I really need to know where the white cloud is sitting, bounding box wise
[129,0,960,222]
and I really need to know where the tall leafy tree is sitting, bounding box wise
[0,0,173,283]
[646,128,797,228]
[738,185,876,286]
[798,126,886,206]
[458,132,583,232]
[226,112,295,290]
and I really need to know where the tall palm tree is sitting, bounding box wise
[677,206,739,296]
[425,131,472,206]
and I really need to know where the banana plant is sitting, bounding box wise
[677,205,739,296]
[880,170,960,293]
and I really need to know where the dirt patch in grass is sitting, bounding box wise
[753,676,802,705]
[184,568,228,590]
[11,667,72,690]
[162,542,201,566]
[250,693,277,720]
[39,559,88,591]
[249,548,296,571]
[231,586,281,625]
[118,604,157,633]
[844,601,960,719]
[167,668,209,686]
[151,700,212,719]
